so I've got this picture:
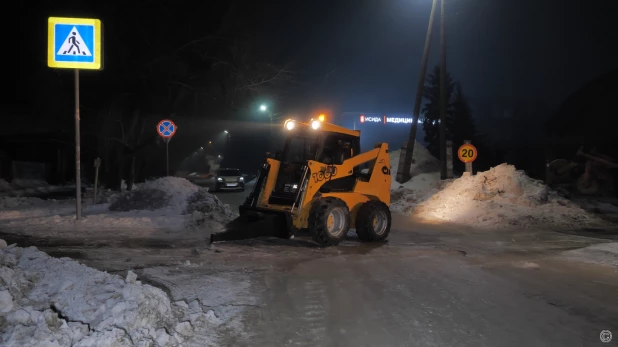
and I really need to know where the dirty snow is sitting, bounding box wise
[0,241,221,346]
[390,141,440,189]
[390,173,441,214]
[139,177,200,214]
[398,164,603,229]
[561,242,618,269]
[0,177,236,233]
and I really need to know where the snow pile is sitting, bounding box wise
[139,177,200,213]
[109,189,171,212]
[185,189,237,227]
[561,242,618,269]
[390,141,439,188]
[390,172,441,214]
[0,242,220,346]
[0,176,233,233]
[411,164,603,228]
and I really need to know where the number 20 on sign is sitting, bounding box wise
[458,143,478,163]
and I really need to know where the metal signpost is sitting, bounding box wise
[93,158,101,204]
[458,141,477,175]
[48,17,103,220]
[157,119,177,176]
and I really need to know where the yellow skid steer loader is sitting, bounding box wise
[210,117,392,246]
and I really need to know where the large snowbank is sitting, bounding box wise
[392,164,603,229]
[0,241,220,346]
[390,172,441,214]
[0,177,236,233]
[138,177,200,214]
[410,164,602,228]
[390,141,439,189]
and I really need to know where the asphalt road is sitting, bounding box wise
[211,183,618,346]
[212,179,256,211]
[2,183,618,346]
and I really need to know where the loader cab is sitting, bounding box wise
[268,126,361,206]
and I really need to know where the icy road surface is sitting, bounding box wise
[1,182,617,346]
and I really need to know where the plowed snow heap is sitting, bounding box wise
[109,177,236,227]
[0,242,221,346]
[412,164,602,228]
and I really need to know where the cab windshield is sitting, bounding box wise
[283,135,320,164]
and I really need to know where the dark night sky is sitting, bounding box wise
[8,0,618,175]
[12,0,618,115]
[261,0,618,114]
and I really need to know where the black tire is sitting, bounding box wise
[355,200,391,242]
[308,197,350,246]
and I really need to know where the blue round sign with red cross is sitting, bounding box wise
[157,119,176,138]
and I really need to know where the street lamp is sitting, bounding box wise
[259,104,273,137]
[223,130,230,144]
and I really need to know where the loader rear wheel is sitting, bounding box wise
[309,197,350,246]
[355,200,391,242]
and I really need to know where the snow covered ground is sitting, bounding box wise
[0,241,222,346]
[560,242,618,269]
[0,177,237,235]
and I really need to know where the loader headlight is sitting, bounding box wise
[311,120,321,130]
[285,119,296,130]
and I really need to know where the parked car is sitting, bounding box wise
[214,168,245,192]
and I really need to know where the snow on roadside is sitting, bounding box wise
[0,241,221,346]
[389,142,440,184]
[411,164,603,229]
[389,142,442,214]
[560,242,618,269]
[0,177,235,233]
[139,177,200,214]
[390,173,441,214]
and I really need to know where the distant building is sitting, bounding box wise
[333,112,426,152]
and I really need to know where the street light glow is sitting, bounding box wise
[224,130,228,134]
[260,105,267,112]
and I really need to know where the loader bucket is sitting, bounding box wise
[209,205,294,244]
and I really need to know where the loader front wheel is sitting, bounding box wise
[355,200,391,242]
[309,197,350,246]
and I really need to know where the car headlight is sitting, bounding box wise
[217,177,223,182]
[238,177,244,182]
[285,119,296,130]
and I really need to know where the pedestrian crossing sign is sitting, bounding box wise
[48,17,103,70]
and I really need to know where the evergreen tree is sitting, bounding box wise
[422,65,455,159]
[450,82,476,146]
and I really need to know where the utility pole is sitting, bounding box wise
[439,0,447,180]
[396,0,438,183]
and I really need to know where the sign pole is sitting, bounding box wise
[446,140,453,178]
[464,140,473,174]
[156,119,177,177]
[48,16,103,219]
[75,69,82,219]
[93,157,101,204]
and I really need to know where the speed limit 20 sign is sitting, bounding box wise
[458,143,477,163]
